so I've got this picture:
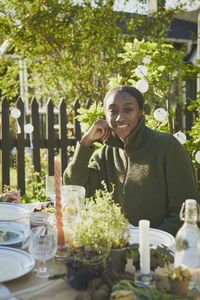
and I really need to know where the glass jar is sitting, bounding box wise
[61,185,85,215]
[30,212,54,229]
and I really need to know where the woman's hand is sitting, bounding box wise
[2,190,21,203]
[80,119,111,147]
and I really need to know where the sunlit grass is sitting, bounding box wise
[10,167,18,190]
[1,150,49,203]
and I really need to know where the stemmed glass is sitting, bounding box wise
[28,226,57,278]
[45,175,56,204]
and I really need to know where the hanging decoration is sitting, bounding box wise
[174,132,187,145]
[195,151,200,164]
[136,79,149,93]
[54,124,59,130]
[135,65,148,78]
[11,107,21,134]
[24,123,34,149]
[153,108,167,122]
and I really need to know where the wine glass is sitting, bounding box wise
[45,175,56,204]
[28,226,57,278]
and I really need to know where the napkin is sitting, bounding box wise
[0,284,19,300]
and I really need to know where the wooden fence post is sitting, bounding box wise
[59,98,68,176]
[46,98,54,176]
[16,97,25,194]
[31,97,41,173]
[1,97,10,191]
[74,99,81,141]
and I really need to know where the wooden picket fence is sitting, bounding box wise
[1,96,199,195]
[0,96,88,194]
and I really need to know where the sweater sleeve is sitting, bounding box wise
[63,142,105,197]
[158,136,199,236]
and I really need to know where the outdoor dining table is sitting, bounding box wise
[0,203,80,300]
[1,203,200,300]
[2,258,200,300]
[1,257,79,300]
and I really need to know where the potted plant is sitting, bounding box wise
[164,266,191,297]
[124,243,174,271]
[77,183,130,248]
[65,182,131,289]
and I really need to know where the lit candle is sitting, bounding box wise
[139,220,150,275]
[54,156,65,247]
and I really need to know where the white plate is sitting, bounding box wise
[128,226,175,248]
[0,203,29,221]
[0,247,35,282]
[0,222,30,246]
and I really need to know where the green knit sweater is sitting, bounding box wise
[63,117,199,236]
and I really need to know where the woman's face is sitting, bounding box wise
[105,91,142,142]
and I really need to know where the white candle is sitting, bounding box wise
[139,219,150,275]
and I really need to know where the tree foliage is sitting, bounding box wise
[0,0,183,104]
[0,0,128,102]
[109,38,200,132]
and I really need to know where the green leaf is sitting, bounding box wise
[157,65,166,72]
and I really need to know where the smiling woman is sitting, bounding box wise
[104,86,143,143]
[63,85,199,236]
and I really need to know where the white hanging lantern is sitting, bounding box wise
[11,107,21,119]
[136,79,149,93]
[24,124,34,149]
[174,132,187,145]
[11,108,21,134]
[153,108,167,122]
[195,151,200,163]
[24,123,34,134]
[54,124,59,130]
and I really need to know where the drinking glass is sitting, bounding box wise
[28,226,57,278]
[45,175,56,204]
[61,185,86,215]
[29,211,52,230]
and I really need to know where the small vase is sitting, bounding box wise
[109,246,127,273]
[65,250,109,290]
[169,278,190,296]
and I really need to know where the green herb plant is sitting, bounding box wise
[111,279,192,299]
[74,182,130,257]
[125,244,174,271]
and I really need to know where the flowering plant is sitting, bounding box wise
[74,182,130,254]
[64,183,130,290]
[165,266,191,282]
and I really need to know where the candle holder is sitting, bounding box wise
[135,269,154,287]
[55,245,69,260]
